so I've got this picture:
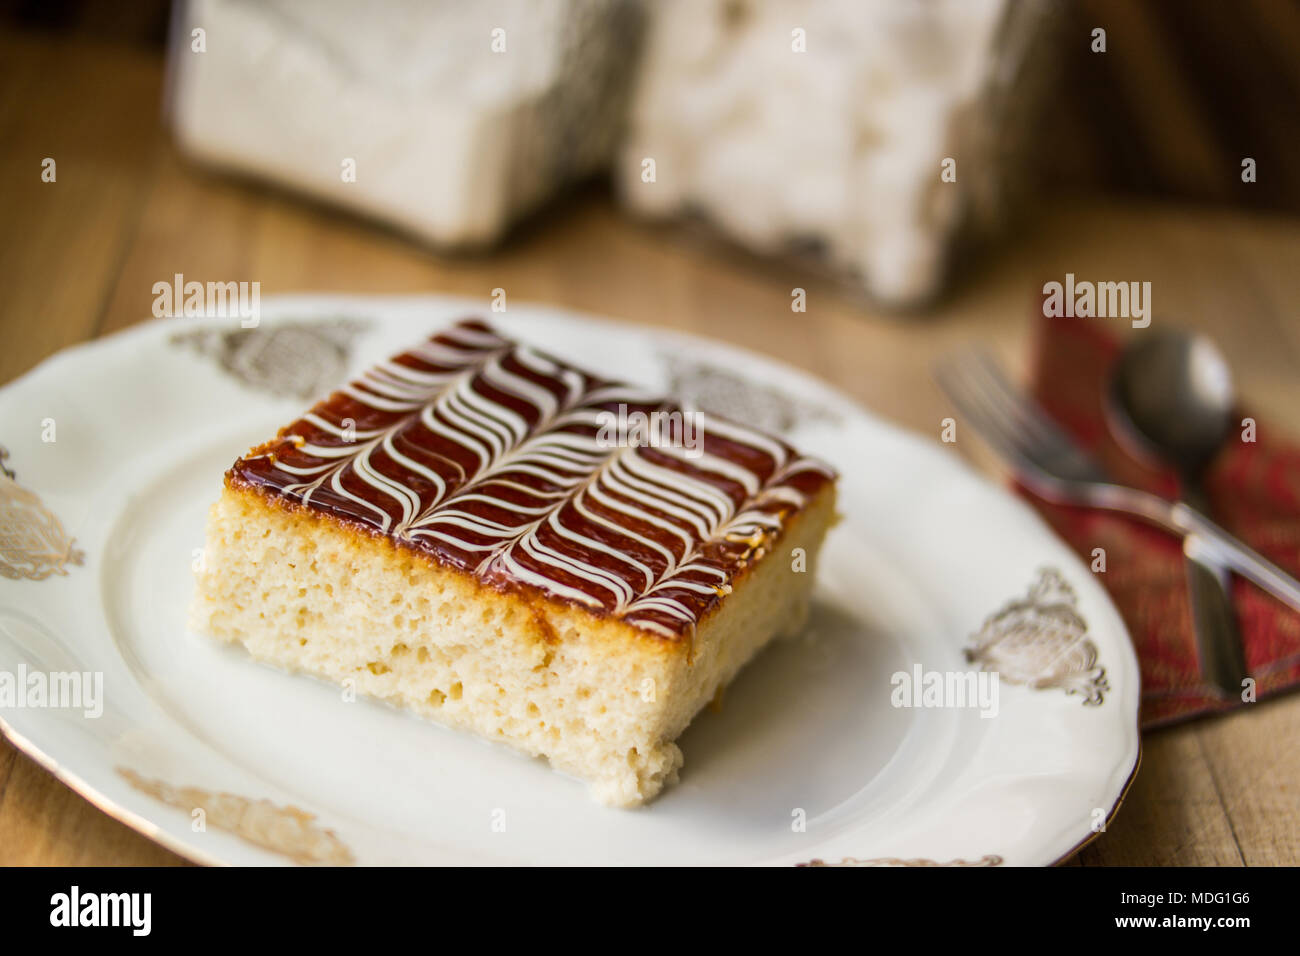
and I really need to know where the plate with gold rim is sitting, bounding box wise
[0,294,1139,866]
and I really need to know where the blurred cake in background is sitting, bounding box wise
[617,0,1054,306]
[166,0,1054,306]
[167,0,642,247]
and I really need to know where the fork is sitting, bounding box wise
[934,349,1300,614]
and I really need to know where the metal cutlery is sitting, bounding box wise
[1108,330,1247,697]
[934,349,1300,618]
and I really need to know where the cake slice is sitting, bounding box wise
[191,319,837,806]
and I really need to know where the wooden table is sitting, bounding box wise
[2,31,1298,866]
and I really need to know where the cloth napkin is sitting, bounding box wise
[1024,312,1300,727]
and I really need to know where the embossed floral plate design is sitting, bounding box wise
[0,295,1139,866]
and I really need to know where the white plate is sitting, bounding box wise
[0,295,1139,866]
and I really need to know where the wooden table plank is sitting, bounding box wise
[0,32,165,384]
[0,749,183,866]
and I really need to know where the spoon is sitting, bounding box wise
[1110,329,1248,699]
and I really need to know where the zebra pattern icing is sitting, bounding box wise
[230,320,836,639]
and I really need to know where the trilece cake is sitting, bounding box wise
[192,319,837,806]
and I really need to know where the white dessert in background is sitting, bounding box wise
[167,0,1049,304]
[168,0,639,247]
[618,0,1049,306]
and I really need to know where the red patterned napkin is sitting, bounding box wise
[1024,312,1300,728]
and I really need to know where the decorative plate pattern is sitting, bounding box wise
[799,854,1004,867]
[966,568,1110,706]
[0,447,84,581]
[660,354,842,434]
[169,318,368,400]
[118,768,354,866]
